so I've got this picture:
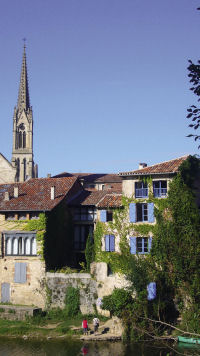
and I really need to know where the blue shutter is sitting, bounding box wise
[100,210,107,222]
[130,237,137,254]
[110,235,115,252]
[14,263,27,283]
[148,237,152,252]
[147,282,156,300]
[148,203,155,223]
[105,235,110,251]
[129,203,136,223]
[1,283,10,303]
[20,263,27,283]
[14,263,21,283]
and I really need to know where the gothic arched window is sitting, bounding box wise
[23,158,26,181]
[23,132,26,148]
[19,132,22,148]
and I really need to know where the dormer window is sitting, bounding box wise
[153,181,167,197]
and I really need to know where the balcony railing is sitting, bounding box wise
[135,188,148,198]
[153,188,167,197]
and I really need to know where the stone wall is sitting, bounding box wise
[0,214,46,308]
[46,272,97,314]
[90,262,130,316]
[0,153,16,184]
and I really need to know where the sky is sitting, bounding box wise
[0,0,200,178]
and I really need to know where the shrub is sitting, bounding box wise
[101,288,133,317]
[64,286,80,317]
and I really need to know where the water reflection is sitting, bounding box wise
[0,338,196,356]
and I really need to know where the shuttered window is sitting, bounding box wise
[105,235,115,252]
[130,203,155,223]
[14,263,27,283]
[130,237,152,254]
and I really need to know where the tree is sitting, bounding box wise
[187,60,200,147]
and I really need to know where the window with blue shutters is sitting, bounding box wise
[100,210,113,222]
[135,182,148,198]
[129,203,136,222]
[14,262,27,283]
[105,235,115,252]
[136,203,155,223]
[153,180,167,197]
[130,236,152,254]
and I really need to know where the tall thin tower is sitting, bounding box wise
[11,44,38,182]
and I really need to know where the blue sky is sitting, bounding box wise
[0,0,200,177]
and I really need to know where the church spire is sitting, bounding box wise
[11,43,38,182]
[17,44,30,112]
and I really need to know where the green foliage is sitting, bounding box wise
[85,235,95,271]
[64,286,80,317]
[179,304,200,334]
[187,59,200,146]
[152,173,200,302]
[23,213,46,259]
[101,288,133,317]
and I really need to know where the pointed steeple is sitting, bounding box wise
[17,44,30,112]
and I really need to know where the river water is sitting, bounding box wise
[0,338,192,356]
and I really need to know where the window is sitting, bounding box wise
[18,213,27,220]
[130,236,152,254]
[135,182,148,198]
[74,207,96,222]
[153,181,167,197]
[105,235,115,252]
[5,233,37,256]
[100,210,113,222]
[5,213,15,221]
[129,203,155,223]
[136,203,148,222]
[30,212,39,220]
[74,225,93,251]
[14,262,27,283]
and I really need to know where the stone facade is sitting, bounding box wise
[0,154,16,184]
[0,214,46,308]
[46,272,97,314]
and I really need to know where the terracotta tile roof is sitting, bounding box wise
[69,190,108,206]
[96,193,122,208]
[119,156,189,176]
[53,172,122,183]
[68,189,122,207]
[0,177,80,211]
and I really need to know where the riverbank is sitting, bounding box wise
[0,312,116,340]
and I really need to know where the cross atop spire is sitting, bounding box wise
[17,43,30,112]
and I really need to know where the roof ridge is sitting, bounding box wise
[119,155,190,175]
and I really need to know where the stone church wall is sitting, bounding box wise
[0,154,16,184]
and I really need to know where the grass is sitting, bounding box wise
[0,308,109,338]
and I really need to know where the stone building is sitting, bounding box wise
[0,176,82,307]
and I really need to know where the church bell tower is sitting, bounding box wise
[11,45,38,182]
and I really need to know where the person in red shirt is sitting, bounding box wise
[82,319,88,335]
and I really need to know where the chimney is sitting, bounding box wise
[4,192,10,201]
[51,186,55,200]
[47,173,51,178]
[139,163,147,170]
[14,186,19,198]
